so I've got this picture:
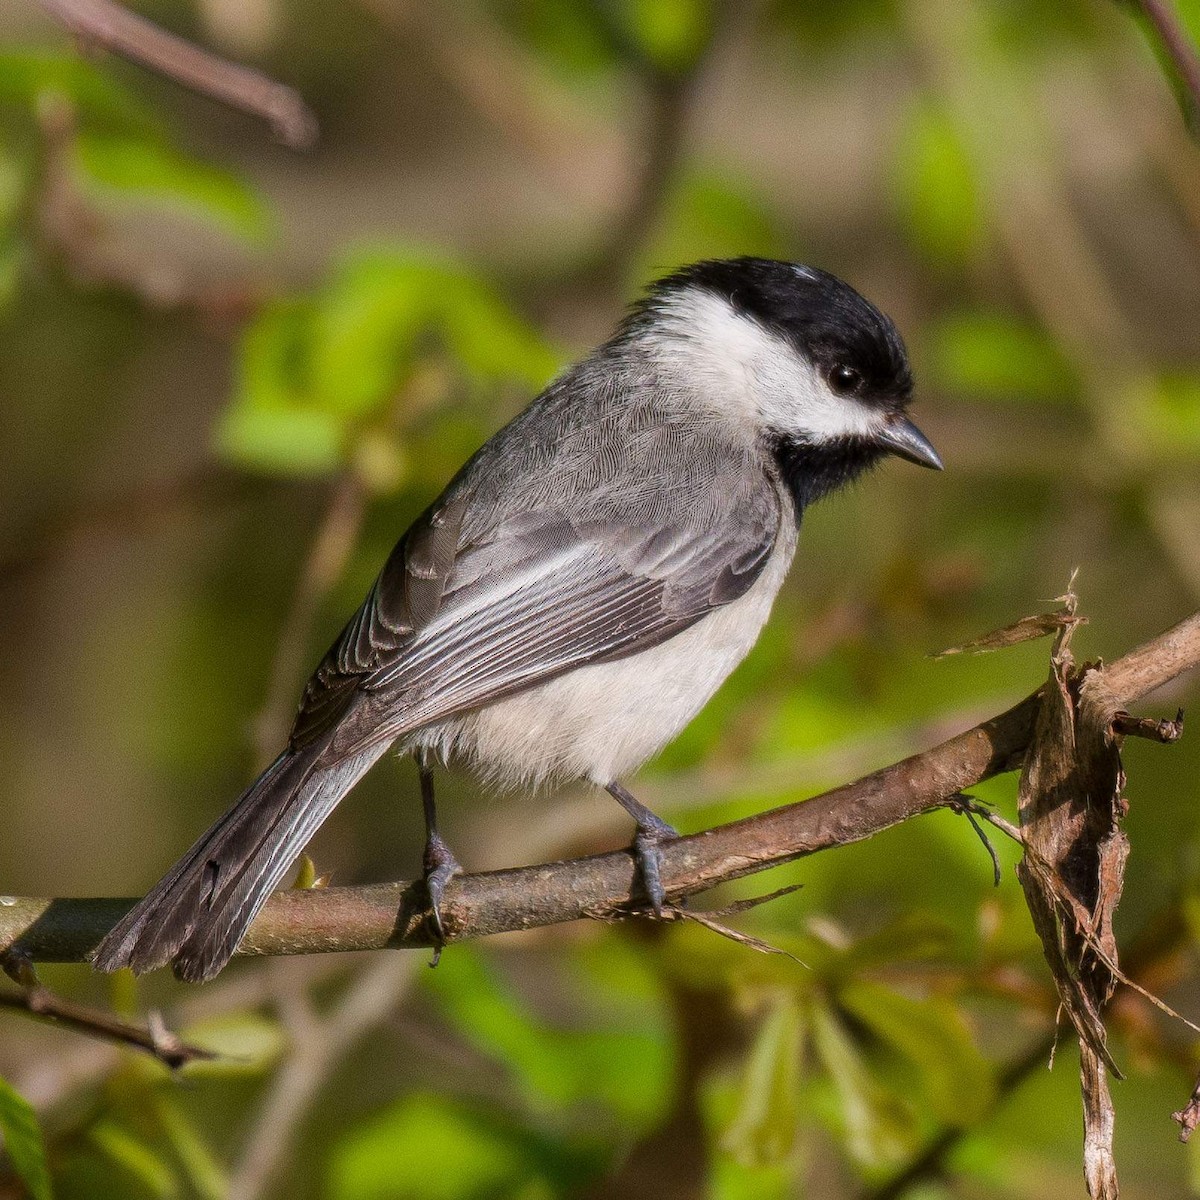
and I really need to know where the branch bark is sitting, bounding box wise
[37,0,318,147]
[1,610,1195,968]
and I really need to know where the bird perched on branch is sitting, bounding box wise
[93,257,942,983]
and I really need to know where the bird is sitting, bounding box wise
[92,256,942,983]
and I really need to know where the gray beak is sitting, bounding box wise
[876,416,943,470]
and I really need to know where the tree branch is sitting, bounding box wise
[0,950,211,1068]
[36,0,318,148]
[1131,0,1200,129]
[0,610,1194,969]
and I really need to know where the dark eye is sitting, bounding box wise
[829,365,863,396]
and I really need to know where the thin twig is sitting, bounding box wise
[1,611,1195,966]
[865,899,1192,1199]
[1132,0,1200,126]
[946,795,1004,886]
[36,0,318,147]
[252,472,369,768]
[0,949,212,1069]
[1113,707,1185,742]
[565,0,762,301]
[225,955,419,1200]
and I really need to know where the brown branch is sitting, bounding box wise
[865,900,1192,1200]
[0,951,211,1068]
[1131,0,1200,128]
[36,0,318,148]
[0,609,1195,968]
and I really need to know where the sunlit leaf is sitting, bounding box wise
[809,994,916,1169]
[893,101,982,268]
[74,134,272,245]
[216,398,344,475]
[0,1075,51,1200]
[839,979,995,1125]
[701,1072,795,1200]
[927,311,1076,402]
[434,271,559,390]
[425,943,674,1133]
[309,255,427,419]
[218,298,346,475]
[219,251,556,478]
[178,1012,286,1076]
[90,1121,178,1199]
[721,993,803,1166]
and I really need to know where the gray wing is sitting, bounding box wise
[290,474,781,760]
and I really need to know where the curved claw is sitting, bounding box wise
[423,832,461,965]
[633,826,674,915]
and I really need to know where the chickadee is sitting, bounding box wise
[93,257,941,983]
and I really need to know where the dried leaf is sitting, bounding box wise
[1015,587,1129,1198]
[933,607,1085,658]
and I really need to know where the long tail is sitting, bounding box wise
[92,741,386,983]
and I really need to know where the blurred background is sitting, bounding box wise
[1,0,1199,1197]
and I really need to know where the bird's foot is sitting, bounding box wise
[632,814,678,917]
[422,832,462,966]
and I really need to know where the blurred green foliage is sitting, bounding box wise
[219,252,557,478]
[0,1075,51,1200]
[1,2,1199,1199]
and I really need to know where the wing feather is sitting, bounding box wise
[287,404,784,761]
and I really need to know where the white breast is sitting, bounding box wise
[411,499,798,789]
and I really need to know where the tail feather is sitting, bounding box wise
[92,742,386,982]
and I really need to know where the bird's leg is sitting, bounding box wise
[606,781,678,916]
[418,754,461,965]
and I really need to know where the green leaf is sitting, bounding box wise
[893,101,982,268]
[74,134,272,244]
[927,311,1076,402]
[0,1075,52,1200]
[215,398,345,475]
[0,51,157,133]
[309,253,555,416]
[639,172,784,285]
[152,1098,227,1200]
[1138,371,1200,455]
[327,1093,594,1200]
[701,1071,795,1200]
[218,251,557,478]
[809,995,916,1170]
[433,271,559,390]
[217,298,346,476]
[425,941,674,1133]
[622,0,713,71]
[721,994,803,1166]
[839,979,995,1125]
[309,255,427,419]
[177,1012,286,1077]
[89,1122,177,1199]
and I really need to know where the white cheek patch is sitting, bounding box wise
[646,287,885,444]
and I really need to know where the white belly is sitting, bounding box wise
[410,515,798,788]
